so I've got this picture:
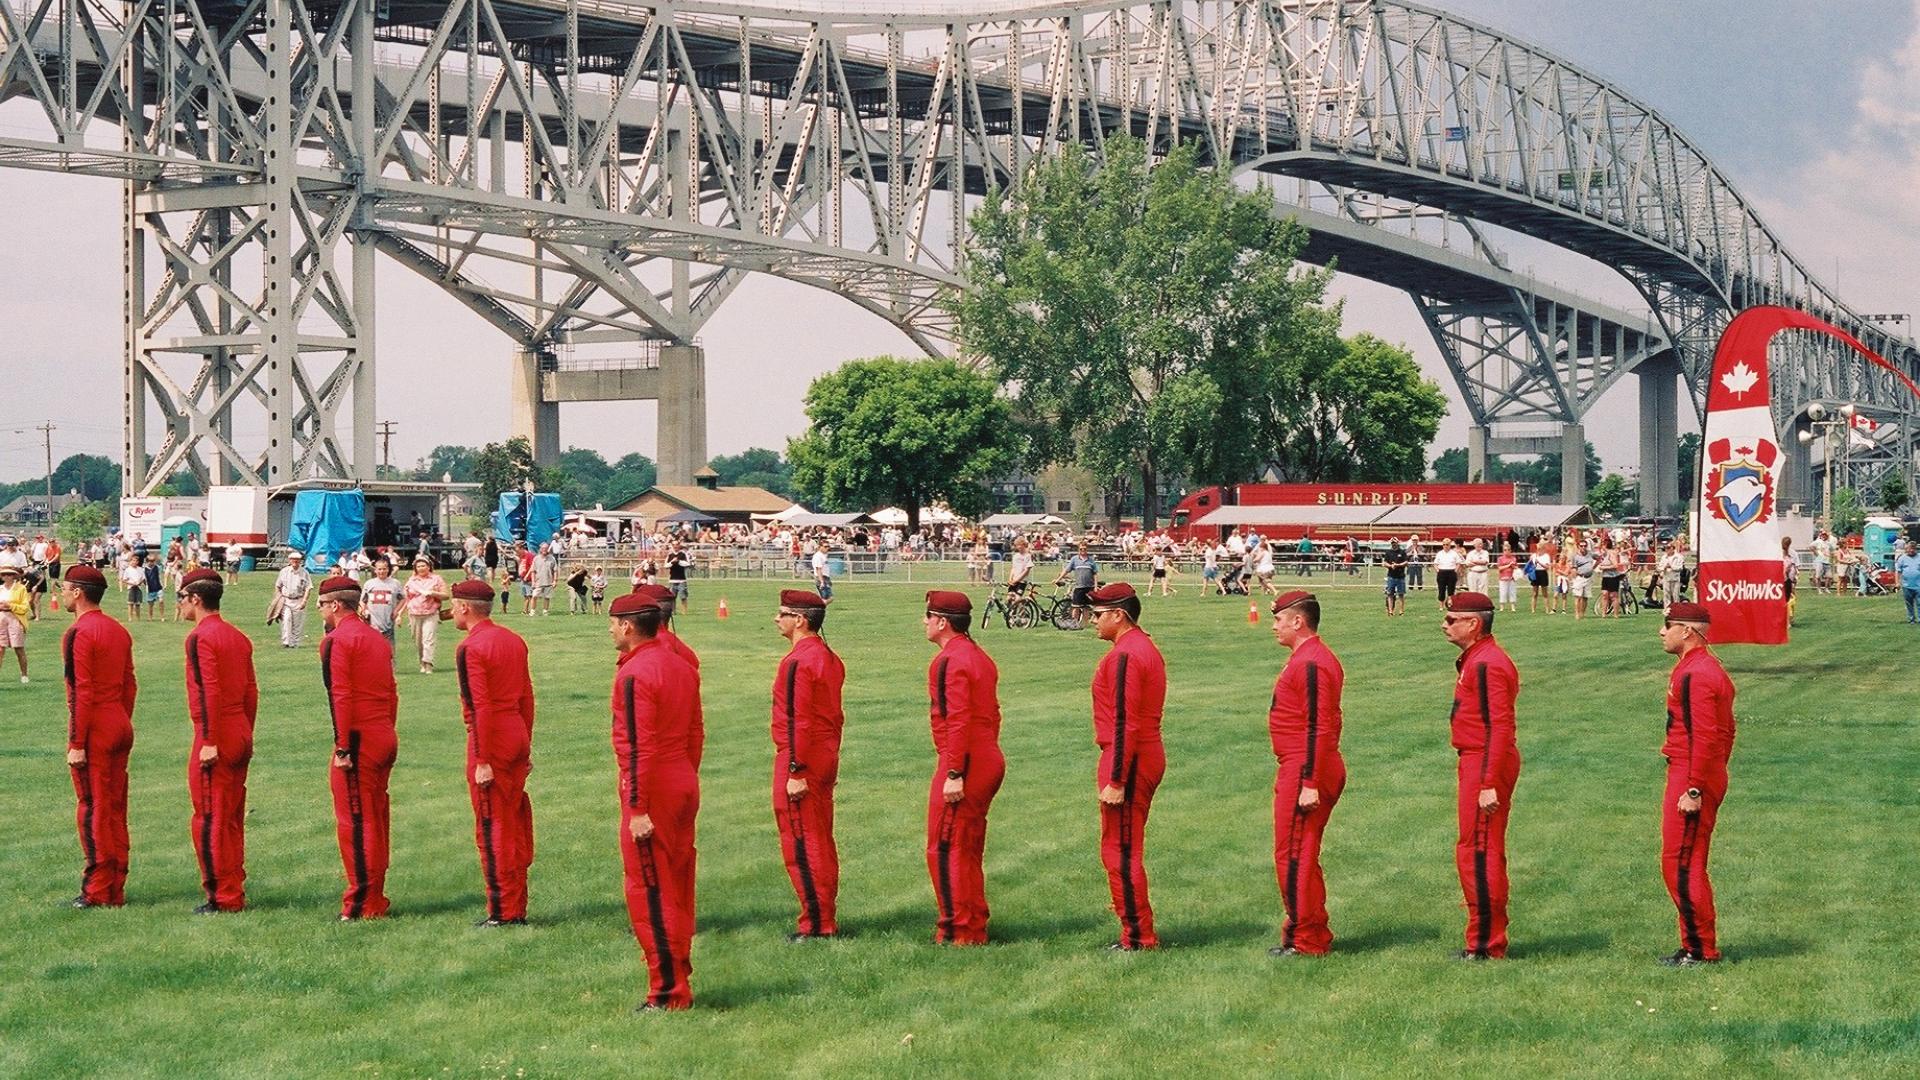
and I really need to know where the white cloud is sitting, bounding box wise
[1752,0,1920,322]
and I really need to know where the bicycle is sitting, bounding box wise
[979,583,1042,630]
[1042,585,1090,631]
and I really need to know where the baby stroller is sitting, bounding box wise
[1219,564,1250,595]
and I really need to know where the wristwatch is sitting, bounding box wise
[1685,787,1702,800]
[946,769,965,780]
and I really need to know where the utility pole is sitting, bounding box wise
[376,420,397,472]
[39,421,55,523]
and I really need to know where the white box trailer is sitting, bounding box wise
[119,496,207,546]
[208,486,272,556]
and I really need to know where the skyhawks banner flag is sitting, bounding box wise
[1696,306,1912,645]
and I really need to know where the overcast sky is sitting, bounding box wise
[2,0,1916,482]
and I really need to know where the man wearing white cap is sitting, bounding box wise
[273,552,312,648]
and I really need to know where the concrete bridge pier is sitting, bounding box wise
[509,343,708,484]
[1637,353,1683,516]
[1468,422,1589,505]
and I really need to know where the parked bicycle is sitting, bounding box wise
[979,583,1042,630]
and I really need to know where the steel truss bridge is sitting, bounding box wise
[1,0,1913,506]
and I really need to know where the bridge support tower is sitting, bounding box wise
[1637,353,1684,516]
[510,344,708,486]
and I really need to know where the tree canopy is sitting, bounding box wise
[954,136,1352,528]
[1263,333,1447,482]
[788,357,1018,531]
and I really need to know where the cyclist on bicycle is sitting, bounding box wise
[1055,542,1100,620]
[1007,539,1035,596]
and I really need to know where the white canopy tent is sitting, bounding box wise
[754,503,813,523]
[979,513,1070,528]
[870,505,959,526]
[1374,503,1596,532]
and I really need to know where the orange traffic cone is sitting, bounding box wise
[1247,600,1259,625]
[716,597,729,619]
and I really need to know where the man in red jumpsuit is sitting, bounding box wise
[59,565,136,908]
[1087,582,1166,951]
[1657,601,1736,965]
[609,589,703,1009]
[922,590,1006,946]
[1267,590,1346,956]
[633,583,698,670]
[451,577,535,926]
[316,573,399,920]
[770,588,845,940]
[1441,591,1521,959]
[178,567,257,913]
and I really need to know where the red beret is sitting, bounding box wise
[779,589,826,610]
[1447,591,1494,613]
[1665,601,1711,625]
[65,565,107,588]
[925,589,972,617]
[609,591,657,617]
[451,578,496,602]
[635,584,677,607]
[1271,590,1315,615]
[1087,582,1137,610]
[181,568,222,589]
[319,575,361,598]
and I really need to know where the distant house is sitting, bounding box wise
[0,492,89,525]
[614,466,789,526]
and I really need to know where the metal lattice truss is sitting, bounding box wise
[0,0,1913,494]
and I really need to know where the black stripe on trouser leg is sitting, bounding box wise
[1283,793,1308,949]
[1675,814,1703,956]
[1116,761,1138,946]
[479,786,502,919]
[1472,810,1493,955]
[636,836,676,1003]
[199,763,218,903]
[935,804,957,940]
[346,768,369,918]
[77,765,98,887]
[786,798,822,934]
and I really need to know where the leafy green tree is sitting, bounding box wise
[550,448,614,508]
[49,454,120,502]
[1266,333,1447,482]
[1677,432,1703,503]
[954,136,1343,528]
[1877,471,1909,514]
[1830,486,1867,537]
[603,453,657,507]
[473,437,537,513]
[710,448,793,497]
[56,500,108,548]
[788,357,1018,531]
[1587,474,1634,519]
[416,444,479,483]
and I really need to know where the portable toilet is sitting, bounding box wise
[1862,516,1903,569]
[160,516,203,552]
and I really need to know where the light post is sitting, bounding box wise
[1798,401,1858,528]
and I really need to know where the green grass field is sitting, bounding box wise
[0,572,1913,1078]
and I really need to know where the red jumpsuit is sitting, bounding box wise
[926,634,1006,945]
[660,627,699,670]
[320,614,399,919]
[613,638,704,1008]
[1449,636,1522,957]
[184,614,257,911]
[456,618,536,922]
[1268,633,1346,954]
[1662,647,1736,960]
[63,609,137,905]
[771,634,846,936]
[1092,627,1166,949]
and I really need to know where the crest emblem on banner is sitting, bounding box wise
[1704,437,1777,532]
